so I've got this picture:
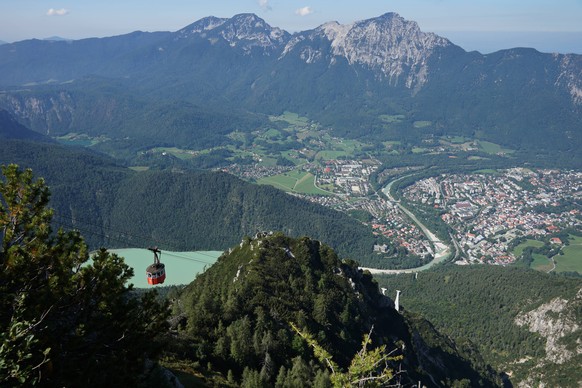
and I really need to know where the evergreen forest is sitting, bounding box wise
[1,164,503,386]
[376,266,582,386]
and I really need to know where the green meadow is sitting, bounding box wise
[258,170,330,195]
[555,236,582,273]
[447,136,468,144]
[270,111,312,129]
[478,140,514,155]
[512,237,582,274]
[315,150,349,160]
[413,121,432,128]
[530,253,553,272]
[379,114,405,123]
[512,239,545,258]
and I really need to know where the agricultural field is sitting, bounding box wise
[151,147,199,160]
[258,170,330,195]
[413,121,432,128]
[438,136,479,152]
[555,236,582,273]
[477,140,514,155]
[379,114,405,123]
[280,150,307,165]
[512,237,582,274]
[446,136,469,144]
[335,138,369,152]
[315,150,349,160]
[270,111,314,130]
[530,253,553,272]
[261,128,285,140]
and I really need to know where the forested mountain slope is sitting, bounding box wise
[174,232,501,386]
[0,139,383,264]
[0,165,501,386]
[377,266,582,387]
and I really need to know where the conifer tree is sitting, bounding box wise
[0,164,168,386]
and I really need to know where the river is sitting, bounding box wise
[360,176,452,274]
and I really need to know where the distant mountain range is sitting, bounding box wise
[42,36,72,42]
[0,12,580,154]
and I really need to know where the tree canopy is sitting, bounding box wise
[0,164,168,386]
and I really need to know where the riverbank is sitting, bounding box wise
[362,176,452,274]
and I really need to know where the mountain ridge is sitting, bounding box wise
[177,232,501,386]
[0,12,580,153]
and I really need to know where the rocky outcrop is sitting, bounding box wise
[555,54,582,106]
[282,13,451,90]
[514,288,582,387]
[515,290,581,364]
[0,92,75,135]
[177,13,289,55]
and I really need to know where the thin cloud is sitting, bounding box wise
[258,0,271,11]
[295,6,313,17]
[47,8,69,16]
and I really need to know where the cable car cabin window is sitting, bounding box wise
[146,264,166,285]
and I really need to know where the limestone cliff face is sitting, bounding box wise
[514,287,582,387]
[0,92,75,135]
[555,54,582,107]
[282,13,451,90]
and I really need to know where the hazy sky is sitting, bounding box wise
[2,0,582,53]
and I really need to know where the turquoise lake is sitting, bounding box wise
[107,248,222,288]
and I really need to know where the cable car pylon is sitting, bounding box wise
[146,247,166,285]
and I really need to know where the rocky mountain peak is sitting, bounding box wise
[330,12,451,88]
[176,16,228,37]
[177,13,289,55]
[222,13,289,53]
[282,12,452,90]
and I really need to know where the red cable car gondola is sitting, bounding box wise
[146,247,166,285]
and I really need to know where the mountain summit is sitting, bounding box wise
[177,232,501,386]
[0,12,580,153]
[176,13,289,55]
[283,12,451,89]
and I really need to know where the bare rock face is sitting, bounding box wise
[176,14,289,55]
[282,13,451,91]
[555,54,582,107]
[514,288,582,387]
[0,92,75,135]
[515,293,579,364]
